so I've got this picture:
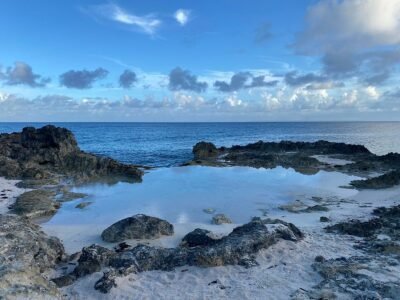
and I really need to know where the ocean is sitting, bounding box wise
[0,122,399,167]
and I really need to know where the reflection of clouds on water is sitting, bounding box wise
[176,213,189,224]
[43,166,361,249]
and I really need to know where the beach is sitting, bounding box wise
[1,125,400,299]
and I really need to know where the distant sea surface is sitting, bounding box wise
[0,122,399,167]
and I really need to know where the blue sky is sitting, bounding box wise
[0,0,399,121]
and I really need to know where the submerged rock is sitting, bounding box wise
[12,189,59,218]
[55,218,303,292]
[302,205,329,213]
[320,216,330,222]
[280,202,329,214]
[212,213,232,225]
[101,214,174,243]
[75,201,92,209]
[0,214,65,299]
[202,208,216,214]
[58,190,88,202]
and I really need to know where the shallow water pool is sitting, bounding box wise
[42,166,360,252]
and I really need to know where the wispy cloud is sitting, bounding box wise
[174,9,191,26]
[88,4,161,35]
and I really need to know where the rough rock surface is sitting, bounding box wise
[101,214,174,243]
[0,125,146,298]
[325,205,400,239]
[310,256,400,299]
[54,218,303,293]
[193,141,218,160]
[180,228,218,248]
[188,140,400,188]
[0,214,65,299]
[350,170,400,189]
[94,269,118,293]
[12,189,58,218]
[326,205,400,256]
[298,205,400,299]
[211,213,232,224]
[188,140,372,174]
[0,125,143,183]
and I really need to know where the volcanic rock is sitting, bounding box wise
[101,214,174,243]
[0,214,65,299]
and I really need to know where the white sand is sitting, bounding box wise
[59,181,400,299]
[0,177,26,214]
[1,169,398,299]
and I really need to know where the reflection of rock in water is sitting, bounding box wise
[188,140,400,189]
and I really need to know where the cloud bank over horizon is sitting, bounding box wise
[0,0,399,121]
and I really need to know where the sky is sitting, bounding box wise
[0,0,400,122]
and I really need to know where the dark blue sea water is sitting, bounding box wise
[0,122,399,167]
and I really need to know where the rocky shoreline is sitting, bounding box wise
[0,126,399,299]
[188,140,400,188]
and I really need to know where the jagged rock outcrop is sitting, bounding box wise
[0,125,146,297]
[229,140,371,155]
[54,218,303,293]
[0,214,65,299]
[188,140,372,173]
[0,125,143,183]
[189,140,400,187]
[193,141,218,160]
[101,214,174,243]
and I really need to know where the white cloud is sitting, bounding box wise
[224,94,244,107]
[174,9,191,26]
[0,84,396,121]
[91,4,161,35]
[341,90,358,107]
[261,92,281,111]
[296,0,400,54]
[365,86,379,99]
[0,91,9,102]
